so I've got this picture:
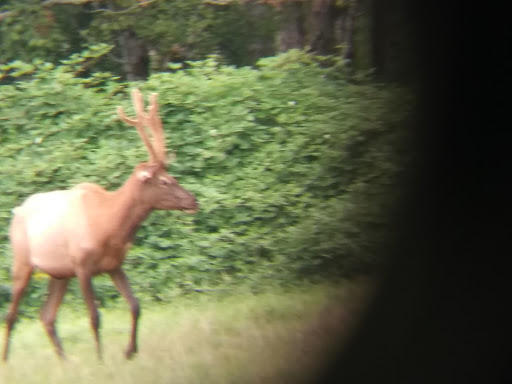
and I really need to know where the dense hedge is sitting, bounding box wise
[0,48,411,313]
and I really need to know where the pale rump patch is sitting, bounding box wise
[16,189,87,276]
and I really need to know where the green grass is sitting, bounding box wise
[0,279,373,384]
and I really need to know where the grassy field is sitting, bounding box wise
[0,278,374,384]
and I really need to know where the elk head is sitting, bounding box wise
[117,89,198,213]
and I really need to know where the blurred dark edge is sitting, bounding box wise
[311,1,509,383]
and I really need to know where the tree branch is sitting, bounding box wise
[41,0,109,6]
[1,0,156,22]
[73,55,102,76]
[90,0,157,14]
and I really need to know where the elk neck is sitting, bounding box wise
[106,174,153,245]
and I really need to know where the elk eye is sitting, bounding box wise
[160,178,170,186]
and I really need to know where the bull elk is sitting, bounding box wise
[2,89,198,361]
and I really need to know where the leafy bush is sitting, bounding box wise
[0,48,411,314]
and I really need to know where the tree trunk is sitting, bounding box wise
[370,0,413,83]
[117,29,149,81]
[245,1,275,61]
[275,1,305,52]
[308,0,338,55]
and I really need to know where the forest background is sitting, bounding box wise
[0,0,414,317]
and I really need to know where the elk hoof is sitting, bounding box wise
[124,347,137,359]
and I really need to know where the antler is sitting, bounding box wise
[117,89,169,165]
[146,93,167,164]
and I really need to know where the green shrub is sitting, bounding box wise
[0,48,411,315]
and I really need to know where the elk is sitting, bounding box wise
[2,89,198,361]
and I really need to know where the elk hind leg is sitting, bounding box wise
[3,217,33,362]
[40,277,69,359]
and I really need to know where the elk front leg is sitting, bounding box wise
[40,277,69,359]
[77,272,102,359]
[109,267,140,359]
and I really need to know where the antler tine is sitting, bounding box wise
[146,93,169,165]
[117,89,158,164]
[131,89,146,119]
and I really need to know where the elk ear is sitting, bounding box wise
[136,170,152,182]
[136,164,158,182]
